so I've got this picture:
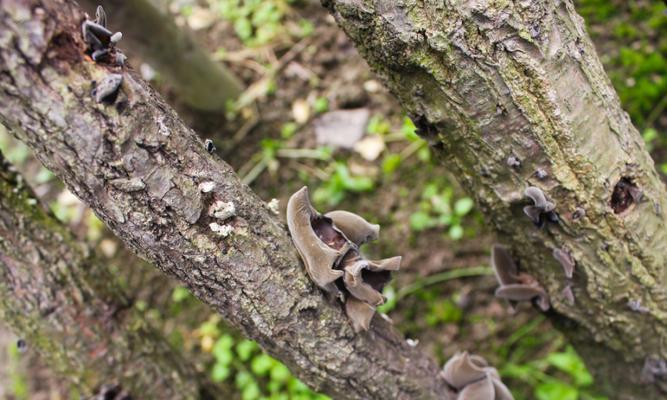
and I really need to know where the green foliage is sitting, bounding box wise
[209,0,315,46]
[578,1,666,129]
[200,324,329,400]
[213,0,287,46]
[366,115,392,136]
[409,183,475,240]
[313,97,329,114]
[313,163,374,207]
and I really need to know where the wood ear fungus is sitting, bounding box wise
[441,352,514,400]
[553,247,575,279]
[491,245,550,311]
[523,186,557,228]
[287,186,401,332]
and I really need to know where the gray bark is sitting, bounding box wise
[0,1,453,399]
[0,152,229,398]
[322,0,667,398]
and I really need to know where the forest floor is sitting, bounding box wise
[0,0,664,399]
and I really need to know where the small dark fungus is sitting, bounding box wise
[628,299,649,314]
[535,168,548,180]
[553,247,575,279]
[82,6,124,65]
[491,245,519,286]
[642,356,667,384]
[572,207,586,221]
[205,139,216,153]
[506,155,521,168]
[523,186,557,227]
[93,73,123,103]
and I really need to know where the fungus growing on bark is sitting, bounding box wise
[561,285,575,305]
[16,338,27,353]
[535,168,548,180]
[287,186,401,331]
[572,207,586,221]
[491,245,550,311]
[553,247,575,279]
[81,6,125,65]
[204,139,216,153]
[628,299,649,314]
[641,356,667,383]
[92,73,123,103]
[441,352,514,400]
[523,186,557,228]
[506,155,521,169]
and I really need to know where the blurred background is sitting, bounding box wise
[0,0,665,399]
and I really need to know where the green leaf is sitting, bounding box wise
[401,116,418,140]
[449,225,464,240]
[270,363,292,384]
[281,122,298,139]
[454,198,474,216]
[382,154,402,175]
[235,371,254,389]
[546,346,593,387]
[410,211,432,231]
[234,18,253,42]
[211,363,231,382]
[171,287,191,303]
[535,381,578,400]
[377,286,397,313]
[213,338,234,365]
[251,353,275,376]
[314,97,329,114]
[236,339,258,362]
[242,382,261,400]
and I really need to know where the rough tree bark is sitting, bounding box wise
[0,152,230,399]
[78,0,243,112]
[0,1,454,399]
[322,0,667,398]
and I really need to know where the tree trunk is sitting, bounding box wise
[0,1,454,399]
[78,0,243,112]
[322,0,667,398]
[0,152,229,399]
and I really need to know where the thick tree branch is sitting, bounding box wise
[0,152,228,399]
[322,0,667,398]
[0,1,451,398]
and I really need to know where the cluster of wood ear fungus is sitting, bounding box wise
[442,352,513,399]
[287,187,400,332]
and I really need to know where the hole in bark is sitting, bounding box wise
[610,177,641,214]
[46,32,81,66]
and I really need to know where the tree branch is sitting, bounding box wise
[0,151,229,399]
[321,0,667,398]
[0,1,451,398]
